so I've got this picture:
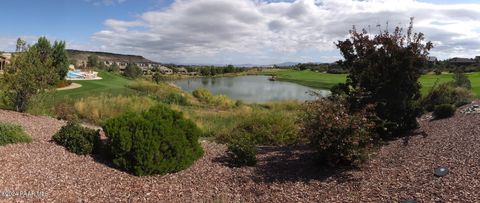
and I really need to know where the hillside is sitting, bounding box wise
[67,49,158,64]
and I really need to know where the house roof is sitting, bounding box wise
[158,66,172,71]
[450,57,475,63]
[428,56,437,62]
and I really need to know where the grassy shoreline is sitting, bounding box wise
[262,69,480,97]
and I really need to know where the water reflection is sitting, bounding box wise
[173,75,329,103]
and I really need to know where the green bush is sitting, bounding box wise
[102,105,204,176]
[453,70,471,89]
[433,104,455,119]
[299,97,378,167]
[52,122,100,155]
[192,88,235,108]
[162,93,188,105]
[0,122,32,146]
[336,20,432,136]
[219,111,299,146]
[192,88,213,103]
[422,83,473,112]
[227,134,257,166]
[123,63,143,79]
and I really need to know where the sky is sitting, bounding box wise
[0,0,479,65]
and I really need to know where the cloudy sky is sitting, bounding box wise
[1,0,479,64]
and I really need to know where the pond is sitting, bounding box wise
[173,75,329,103]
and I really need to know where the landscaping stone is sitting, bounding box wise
[1,106,480,202]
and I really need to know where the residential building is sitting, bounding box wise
[449,57,476,66]
[158,66,173,75]
[177,67,188,74]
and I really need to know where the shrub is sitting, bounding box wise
[336,19,432,136]
[52,122,100,155]
[162,93,188,105]
[235,100,244,107]
[102,105,204,176]
[433,104,455,119]
[123,63,143,79]
[299,97,378,167]
[192,88,213,102]
[54,101,77,121]
[227,134,257,166]
[0,122,32,146]
[422,83,473,111]
[219,111,300,146]
[453,70,471,89]
[107,64,120,73]
[452,87,474,107]
[55,80,71,88]
[211,95,235,108]
[192,88,235,108]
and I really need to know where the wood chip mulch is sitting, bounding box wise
[1,101,480,202]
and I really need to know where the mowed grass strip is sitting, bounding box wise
[271,70,480,97]
[54,71,134,99]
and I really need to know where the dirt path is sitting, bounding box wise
[56,83,82,91]
[1,102,480,202]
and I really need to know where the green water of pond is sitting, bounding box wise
[173,75,329,103]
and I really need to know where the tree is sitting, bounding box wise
[3,43,56,112]
[123,63,142,78]
[34,37,53,64]
[152,72,166,83]
[87,55,99,69]
[15,38,27,52]
[107,63,120,73]
[452,69,471,89]
[52,41,69,80]
[336,18,433,136]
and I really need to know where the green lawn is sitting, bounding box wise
[270,69,480,97]
[54,71,134,99]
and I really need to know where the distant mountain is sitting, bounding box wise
[274,62,300,67]
[67,49,159,64]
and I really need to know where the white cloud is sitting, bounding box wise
[91,0,480,64]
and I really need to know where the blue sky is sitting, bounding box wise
[0,0,169,44]
[1,0,480,64]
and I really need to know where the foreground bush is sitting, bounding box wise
[218,111,300,146]
[52,122,100,155]
[74,95,155,124]
[227,134,257,166]
[433,104,455,119]
[102,105,204,176]
[0,122,32,146]
[336,19,432,136]
[300,97,378,166]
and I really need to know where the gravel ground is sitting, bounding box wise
[1,102,480,202]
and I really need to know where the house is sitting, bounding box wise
[177,67,188,75]
[0,53,12,72]
[475,56,480,63]
[0,56,6,72]
[449,57,476,66]
[427,56,438,67]
[158,66,173,75]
